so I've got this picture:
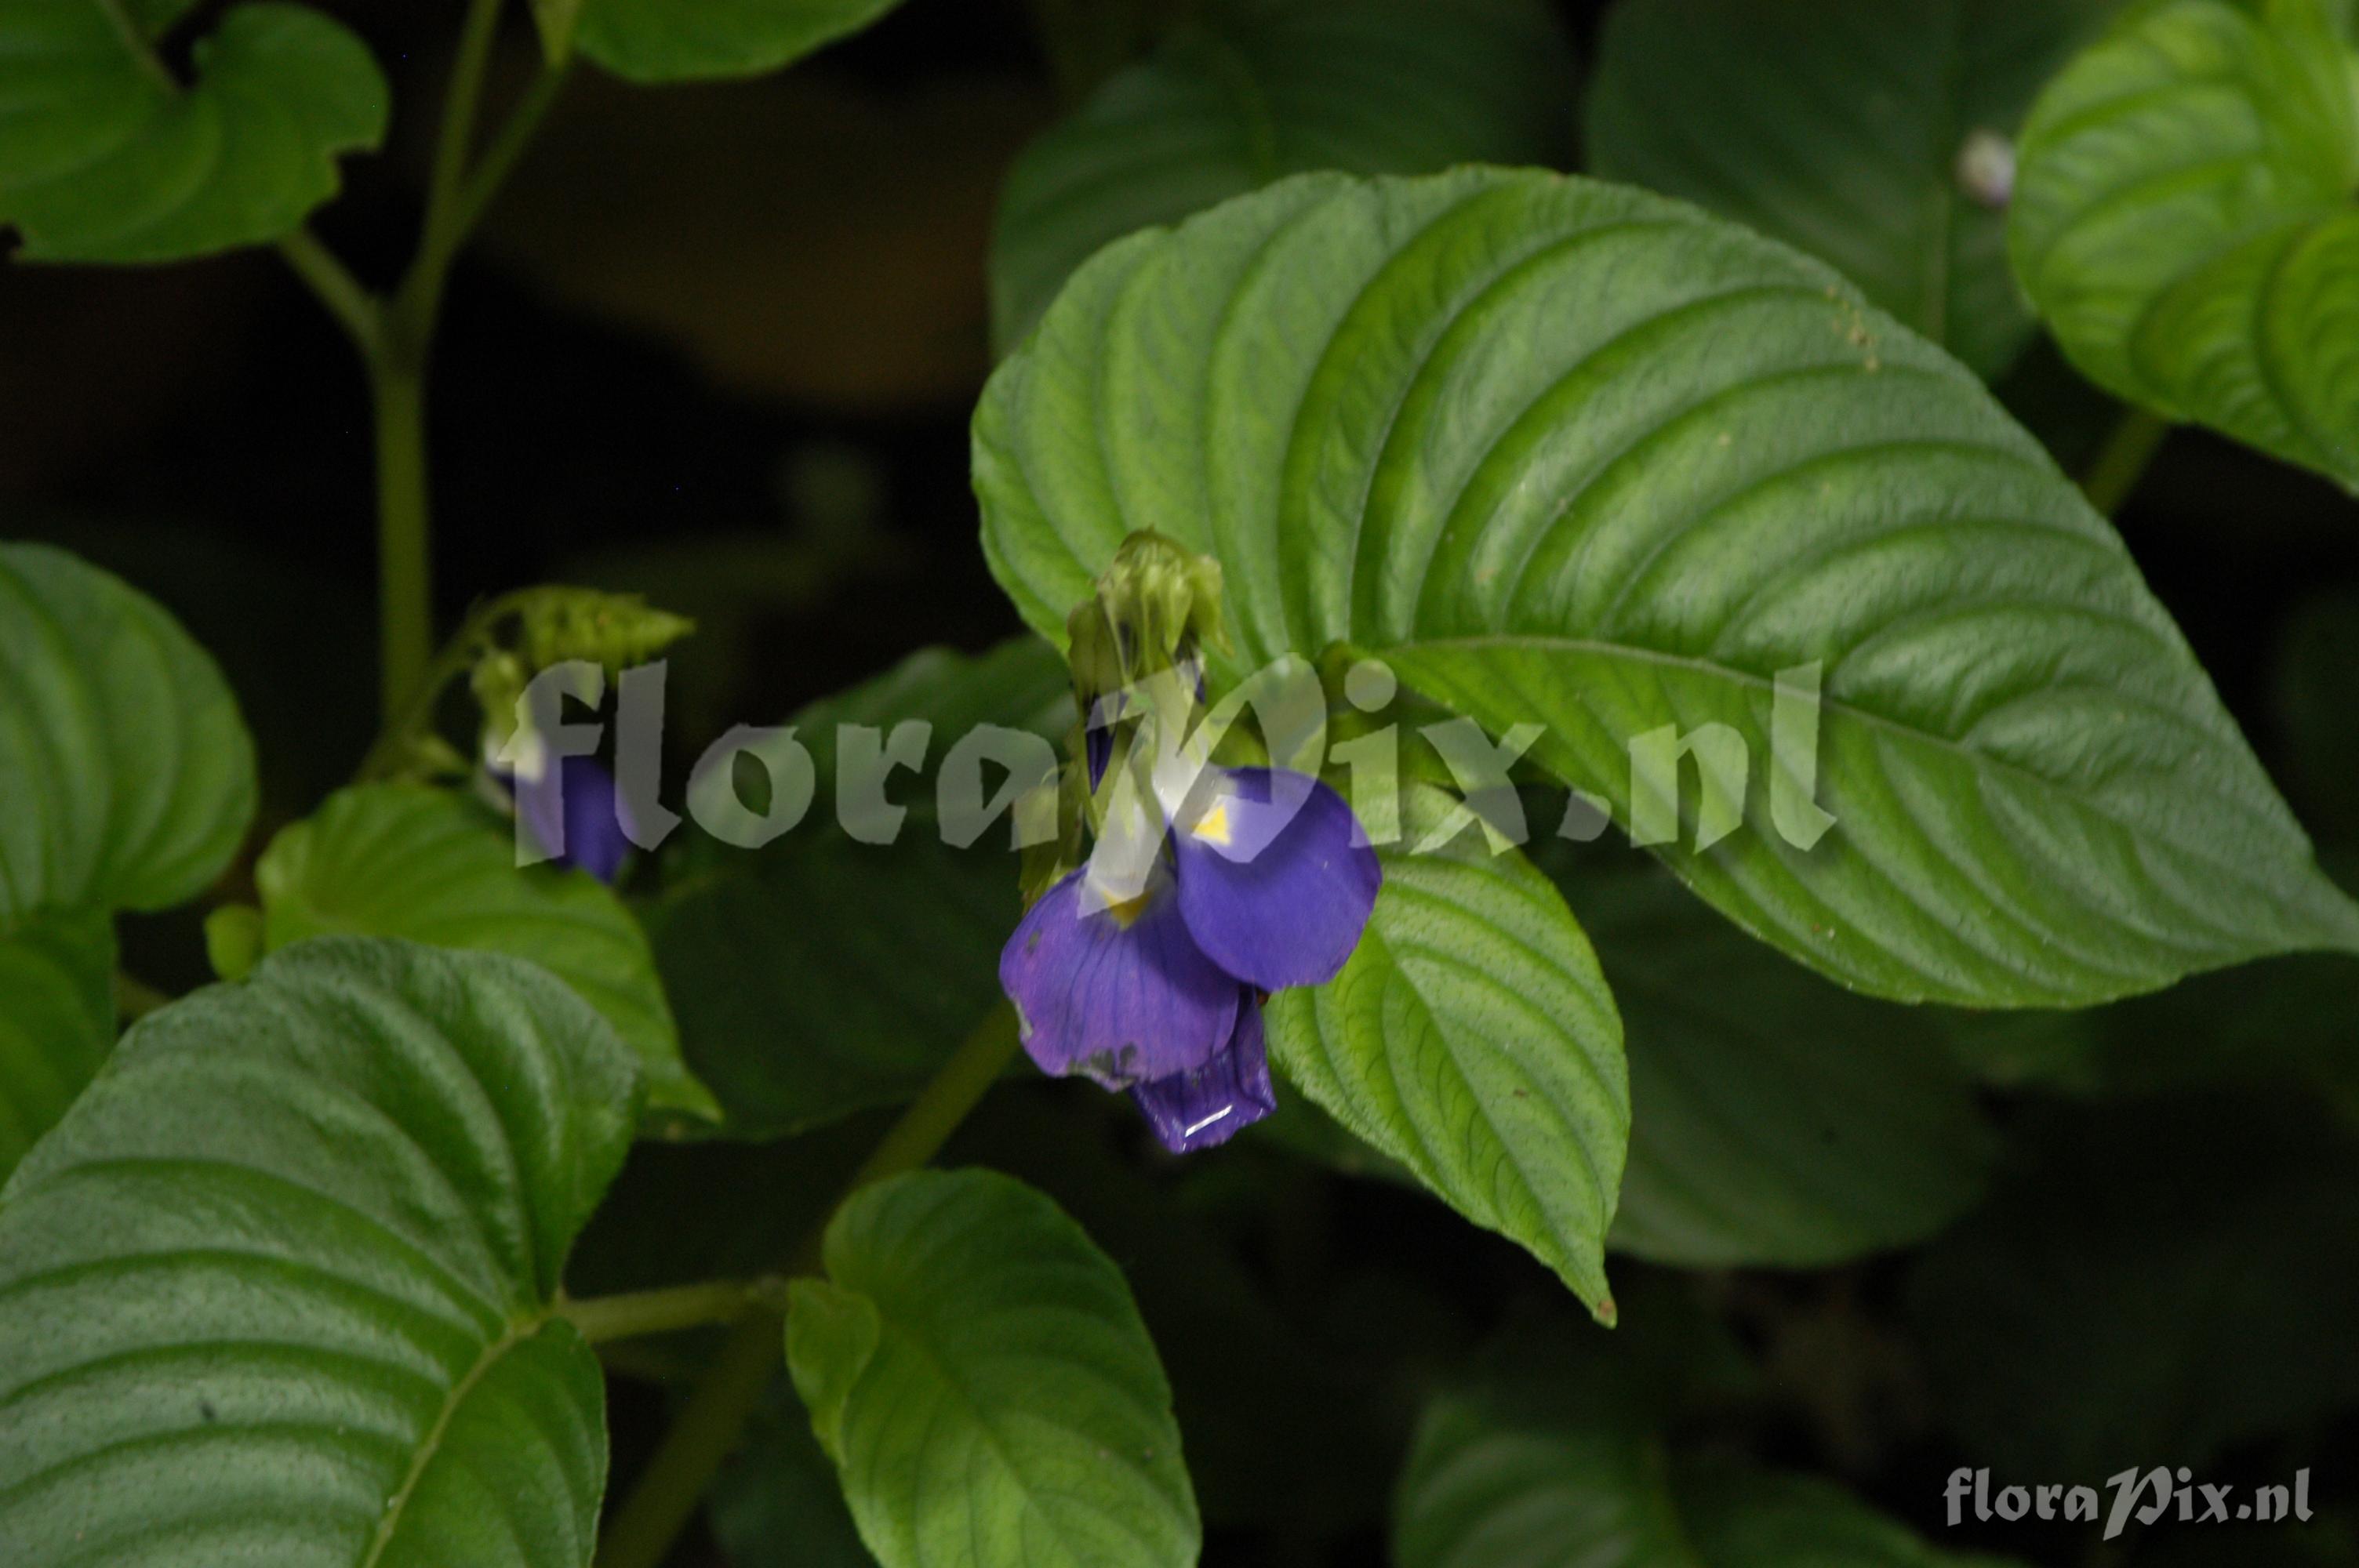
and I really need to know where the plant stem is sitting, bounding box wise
[559,1279,782,1345]
[448,64,570,246]
[276,231,381,355]
[593,1006,1022,1568]
[2081,406,2172,516]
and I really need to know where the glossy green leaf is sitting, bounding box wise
[0,909,113,1181]
[1562,864,1993,1268]
[989,0,1572,349]
[254,783,717,1125]
[0,938,639,1566]
[786,1168,1201,1568]
[1396,1352,2020,1568]
[1266,786,1628,1319]
[0,543,256,921]
[575,0,904,84]
[648,640,1067,1137]
[1587,0,2118,377]
[2010,0,2359,489]
[1911,1094,2359,1480]
[0,2,388,263]
[974,167,2359,1006]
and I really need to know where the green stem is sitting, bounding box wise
[559,1279,782,1345]
[113,972,173,1023]
[593,1006,1022,1568]
[2081,405,2172,517]
[355,586,544,779]
[276,231,381,356]
[446,64,570,248]
[371,357,434,722]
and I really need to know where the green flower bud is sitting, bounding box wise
[1065,531,1227,703]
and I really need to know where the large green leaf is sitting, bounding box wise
[1266,786,1628,1319]
[0,909,113,1180]
[648,640,1067,1137]
[0,543,256,921]
[0,2,388,263]
[574,0,903,84]
[0,937,639,1566]
[1910,1093,2359,1482]
[1395,1345,2019,1568]
[2010,0,2359,490]
[1587,0,2118,377]
[989,0,1573,349]
[254,783,718,1126]
[1561,862,1993,1268]
[786,1168,1201,1568]
[974,167,2359,1006]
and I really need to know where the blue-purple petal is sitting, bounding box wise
[1000,869,1241,1088]
[515,756,635,884]
[1131,998,1275,1153]
[1173,767,1380,990]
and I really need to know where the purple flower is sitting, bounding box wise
[999,765,1380,1152]
[489,751,637,885]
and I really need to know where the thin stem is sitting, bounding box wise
[356,586,541,779]
[276,231,381,355]
[414,0,507,296]
[372,360,434,723]
[447,64,570,248]
[2081,405,2172,516]
[113,972,173,1023]
[593,1006,1022,1568]
[560,1279,781,1345]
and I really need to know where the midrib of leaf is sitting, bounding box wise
[1383,631,2350,938]
[358,1309,549,1568]
[93,0,176,90]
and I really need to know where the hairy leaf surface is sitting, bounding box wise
[256,784,717,1124]
[787,1168,1200,1568]
[2011,0,2359,489]
[0,2,387,261]
[0,938,639,1567]
[990,0,1572,348]
[975,168,2359,1005]
[1267,786,1628,1318]
[0,543,256,921]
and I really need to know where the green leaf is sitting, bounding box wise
[0,937,639,1566]
[1562,864,1994,1268]
[0,543,256,920]
[1395,1347,2019,1568]
[574,0,904,84]
[254,783,718,1126]
[989,0,1573,349]
[648,640,1068,1137]
[1910,1093,2359,1480]
[2010,0,2359,490]
[1586,0,2119,377]
[0,909,114,1181]
[0,2,388,263]
[1266,785,1628,1319]
[785,1168,1201,1568]
[974,166,2359,1006]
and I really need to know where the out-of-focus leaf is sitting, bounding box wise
[255,783,718,1125]
[1587,0,2118,377]
[576,0,902,84]
[1394,1323,2020,1568]
[1267,786,1628,1320]
[0,938,638,1566]
[0,543,256,921]
[786,1168,1201,1568]
[648,640,1067,1137]
[1910,1094,2359,1481]
[975,168,2359,1006]
[0,2,387,262]
[990,0,1573,349]
[1562,865,1993,1268]
[0,909,113,1181]
[2010,0,2359,490]
[711,1382,875,1568]
[485,74,1041,412]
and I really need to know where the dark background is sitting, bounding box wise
[5,2,2357,1563]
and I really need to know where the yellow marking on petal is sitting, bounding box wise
[1106,891,1154,929]
[1190,798,1233,848]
